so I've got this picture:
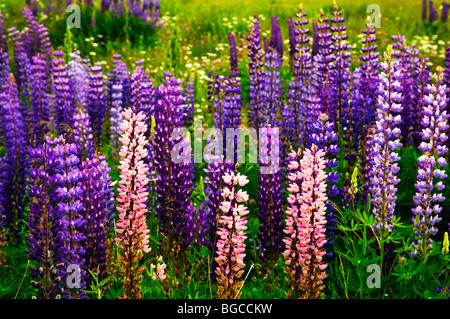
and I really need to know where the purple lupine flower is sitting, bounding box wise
[222,70,242,163]
[154,72,194,250]
[429,0,438,22]
[53,50,76,134]
[330,1,351,125]
[228,32,238,74]
[9,27,33,135]
[305,95,324,147]
[392,35,415,146]
[257,126,284,266]
[108,54,129,156]
[151,1,160,30]
[311,20,319,57]
[312,10,336,124]
[68,51,91,110]
[422,0,428,21]
[290,4,312,149]
[411,49,431,147]
[1,74,29,244]
[79,157,108,290]
[270,15,283,62]
[130,60,155,132]
[22,7,52,88]
[182,76,195,128]
[262,47,283,126]
[0,50,10,139]
[87,64,106,147]
[50,135,87,299]
[27,143,66,299]
[98,155,115,229]
[30,55,50,146]
[192,203,208,247]
[309,113,339,258]
[288,16,297,75]
[369,46,403,234]
[411,69,449,258]
[72,111,95,161]
[208,74,226,131]
[247,15,265,132]
[442,2,449,22]
[101,0,111,13]
[0,11,7,54]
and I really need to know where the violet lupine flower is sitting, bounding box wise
[391,35,415,146]
[203,160,234,251]
[108,54,129,157]
[444,47,450,117]
[312,9,336,124]
[290,4,312,150]
[9,27,32,135]
[309,113,339,259]
[30,54,50,146]
[228,32,238,74]
[429,0,438,22]
[411,68,449,258]
[422,0,428,21]
[311,20,319,57]
[222,71,242,163]
[283,145,328,299]
[154,72,194,251]
[442,2,449,22]
[208,74,226,131]
[68,51,91,110]
[182,76,195,128]
[262,47,283,126]
[361,127,376,209]
[330,1,351,125]
[257,126,284,267]
[411,51,431,147]
[88,64,106,148]
[50,135,86,299]
[130,60,155,133]
[79,157,108,290]
[215,170,250,299]
[101,0,111,13]
[27,143,65,299]
[72,111,95,161]
[305,95,324,146]
[0,11,7,54]
[115,107,151,299]
[369,45,403,234]
[270,15,283,62]
[53,50,76,134]
[1,74,29,244]
[247,16,265,133]
[288,16,297,74]
[0,50,10,140]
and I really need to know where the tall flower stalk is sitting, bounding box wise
[283,145,328,299]
[115,107,151,299]
[369,45,403,235]
[411,66,449,259]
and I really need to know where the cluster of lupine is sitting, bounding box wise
[422,0,449,23]
[1,1,450,301]
[32,0,162,29]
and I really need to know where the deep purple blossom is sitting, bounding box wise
[247,16,265,132]
[30,54,50,146]
[27,142,65,299]
[257,126,284,266]
[87,64,106,147]
[153,72,194,252]
[53,50,76,134]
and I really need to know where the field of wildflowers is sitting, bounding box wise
[1,0,450,303]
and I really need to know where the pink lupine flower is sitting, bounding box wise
[215,170,250,299]
[283,145,329,299]
[115,107,151,299]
